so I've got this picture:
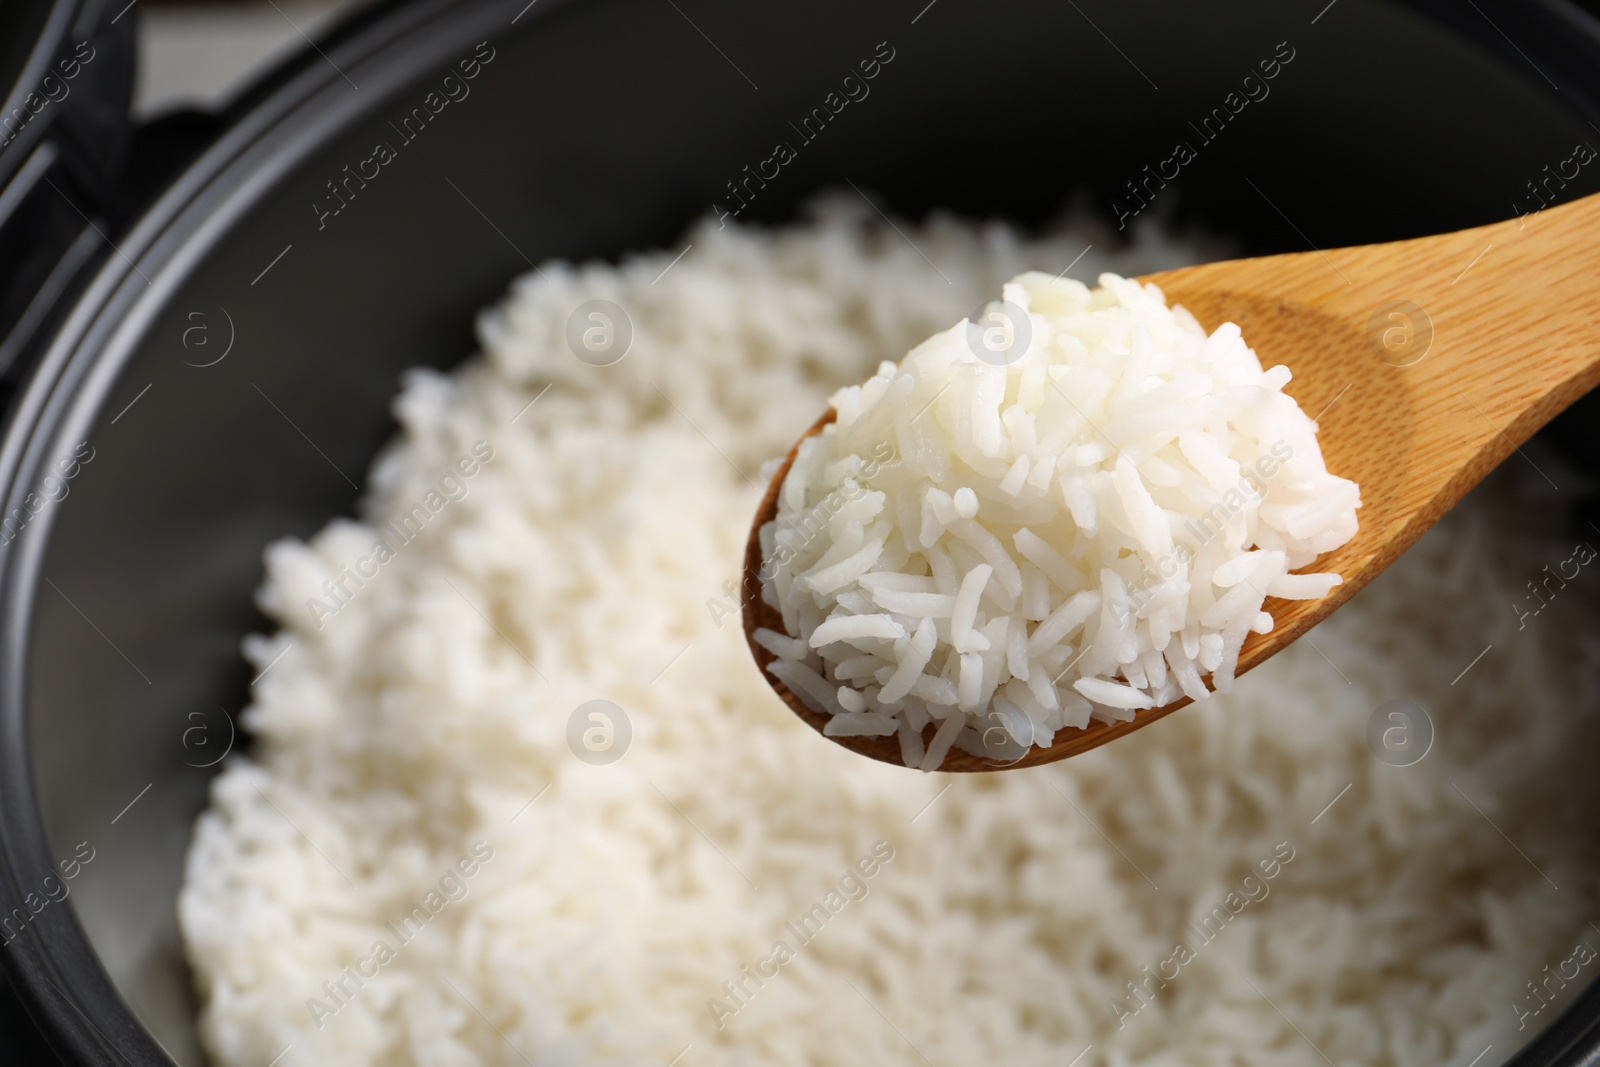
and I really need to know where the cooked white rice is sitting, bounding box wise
[179,198,1600,1067]
[758,271,1360,767]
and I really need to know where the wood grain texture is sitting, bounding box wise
[743,192,1600,772]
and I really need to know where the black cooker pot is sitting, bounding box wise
[3,0,1600,1063]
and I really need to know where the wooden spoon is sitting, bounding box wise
[743,191,1600,772]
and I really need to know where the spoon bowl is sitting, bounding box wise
[745,191,1600,771]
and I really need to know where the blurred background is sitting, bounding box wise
[135,0,355,116]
